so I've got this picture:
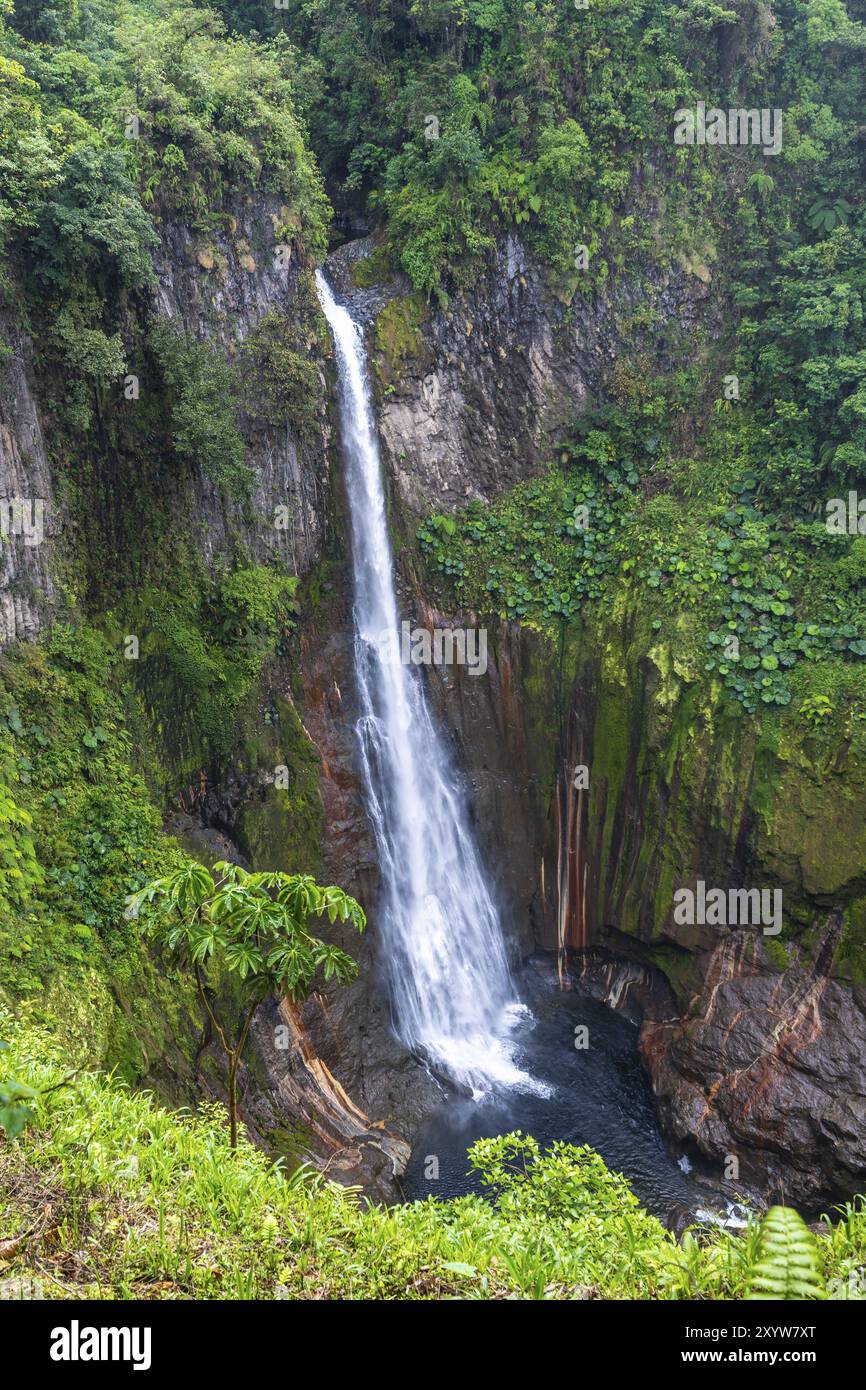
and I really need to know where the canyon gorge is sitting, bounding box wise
[2,0,866,1306]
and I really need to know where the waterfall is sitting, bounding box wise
[316,270,541,1098]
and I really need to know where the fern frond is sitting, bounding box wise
[746,1206,826,1300]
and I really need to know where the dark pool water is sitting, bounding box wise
[402,960,745,1227]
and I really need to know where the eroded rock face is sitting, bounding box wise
[248,997,411,1205]
[373,234,717,514]
[0,314,57,647]
[151,194,331,576]
[642,916,866,1207]
[420,618,546,961]
[1,193,333,646]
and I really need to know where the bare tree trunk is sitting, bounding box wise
[226,996,264,1148]
[228,1057,238,1148]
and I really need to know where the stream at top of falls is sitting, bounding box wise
[316,270,748,1230]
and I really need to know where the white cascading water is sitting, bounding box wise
[316,270,542,1097]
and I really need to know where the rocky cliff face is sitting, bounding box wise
[642,924,866,1209]
[566,613,866,1208]
[0,313,58,647]
[150,193,330,576]
[370,233,717,514]
[0,192,332,647]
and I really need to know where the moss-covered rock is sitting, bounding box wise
[235,694,324,876]
[500,580,866,992]
[372,294,430,392]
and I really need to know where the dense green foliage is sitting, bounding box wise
[262,0,736,296]
[0,1040,36,1138]
[3,1034,864,1298]
[148,321,252,497]
[0,622,212,1093]
[241,306,326,443]
[0,624,184,1001]
[1,0,328,253]
[132,860,364,1001]
[0,0,327,458]
[419,400,866,719]
[0,565,309,1091]
[128,564,300,768]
